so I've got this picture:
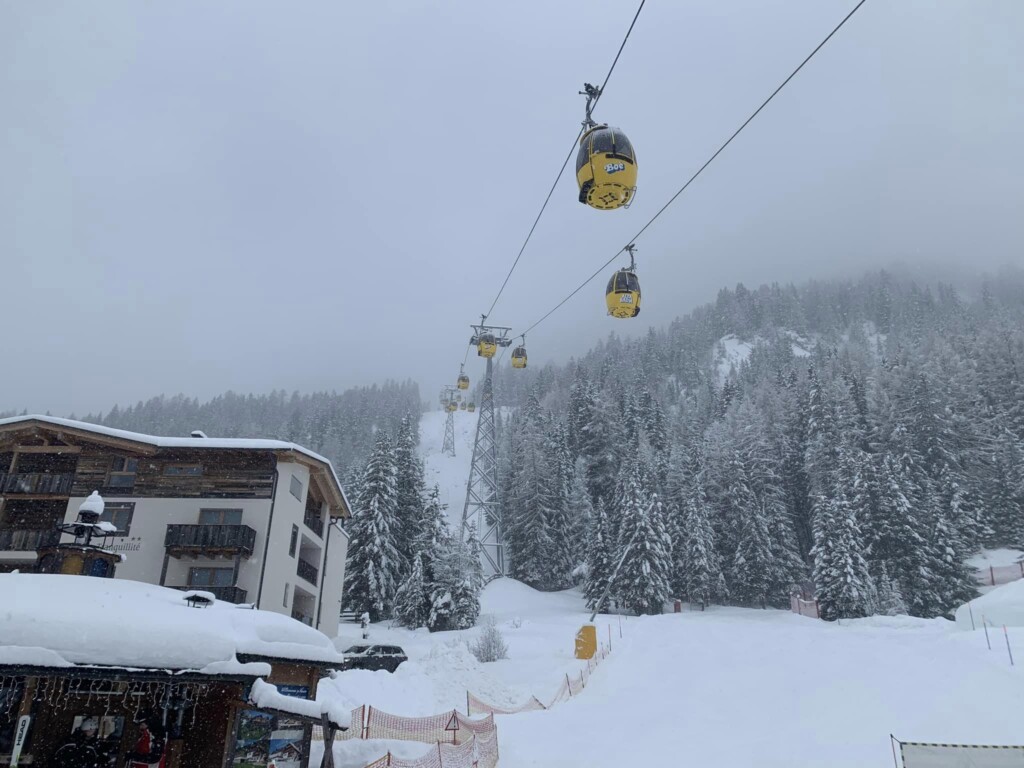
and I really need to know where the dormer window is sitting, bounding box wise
[107,457,138,489]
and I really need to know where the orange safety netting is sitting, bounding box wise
[362,730,499,768]
[466,691,545,716]
[468,643,610,715]
[318,640,610,767]
[311,704,364,742]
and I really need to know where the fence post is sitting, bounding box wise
[983,617,992,650]
[990,565,996,586]
[608,623,612,651]
[466,690,471,716]
[815,599,820,619]
[438,741,443,766]
[580,670,585,690]
[566,673,572,697]
[967,602,976,631]
[1004,626,1015,666]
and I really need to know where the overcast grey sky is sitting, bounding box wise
[2,0,1022,416]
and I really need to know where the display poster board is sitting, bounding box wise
[233,685,310,768]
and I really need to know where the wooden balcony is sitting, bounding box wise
[296,557,319,586]
[170,585,249,604]
[164,524,256,559]
[0,472,75,495]
[0,528,61,551]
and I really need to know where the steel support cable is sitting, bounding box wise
[517,0,868,338]
[482,0,646,323]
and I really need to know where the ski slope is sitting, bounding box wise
[500,607,1022,767]
[319,579,1023,768]
[419,407,478,532]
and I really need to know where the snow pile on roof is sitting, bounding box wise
[0,574,344,671]
[250,679,352,728]
[956,579,1024,631]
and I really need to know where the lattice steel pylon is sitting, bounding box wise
[461,322,511,577]
[442,410,456,457]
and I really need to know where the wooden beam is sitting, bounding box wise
[11,446,82,454]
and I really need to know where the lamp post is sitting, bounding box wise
[36,491,121,577]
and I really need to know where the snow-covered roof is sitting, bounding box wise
[0,574,345,672]
[0,414,351,516]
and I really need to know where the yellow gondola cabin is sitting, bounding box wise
[576,125,637,211]
[511,345,528,369]
[477,333,497,358]
[606,269,641,318]
[457,373,470,390]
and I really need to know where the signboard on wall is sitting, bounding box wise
[232,685,310,768]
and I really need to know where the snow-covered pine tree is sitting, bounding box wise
[565,464,595,585]
[728,460,773,607]
[615,460,672,615]
[393,413,427,573]
[912,495,977,618]
[874,561,908,616]
[393,552,430,629]
[679,447,727,608]
[429,527,483,631]
[544,421,577,589]
[811,442,876,620]
[344,431,402,621]
[504,392,558,588]
[584,497,616,612]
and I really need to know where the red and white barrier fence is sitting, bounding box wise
[975,562,1024,587]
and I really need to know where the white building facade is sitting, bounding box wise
[0,416,350,637]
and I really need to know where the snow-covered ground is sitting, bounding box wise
[318,579,1023,768]
[419,407,478,531]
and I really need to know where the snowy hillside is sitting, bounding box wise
[419,407,478,531]
[317,579,1023,768]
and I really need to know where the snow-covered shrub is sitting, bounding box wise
[469,615,508,663]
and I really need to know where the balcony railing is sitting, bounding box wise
[0,528,61,551]
[164,524,256,558]
[296,558,319,586]
[303,509,324,537]
[0,472,75,495]
[170,585,249,604]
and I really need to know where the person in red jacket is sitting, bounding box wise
[126,718,165,768]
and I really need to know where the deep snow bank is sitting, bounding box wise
[956,579,1024,630]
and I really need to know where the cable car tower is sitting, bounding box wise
[440,386,458,458]
[461,320,512,577]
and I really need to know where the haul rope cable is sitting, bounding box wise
[515,0,868,339]
[454,0,647,373]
